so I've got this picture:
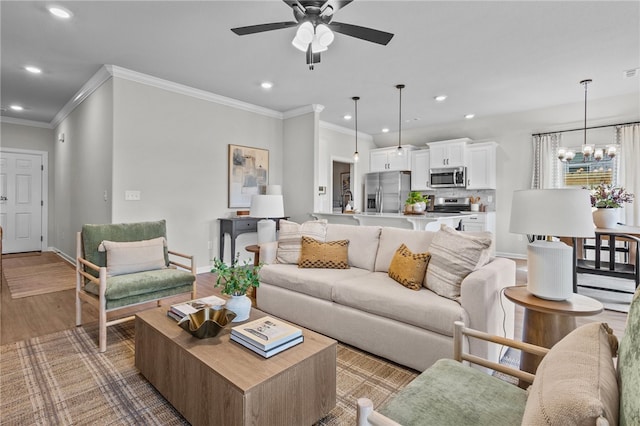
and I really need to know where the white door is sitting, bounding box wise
[0,152,43,253]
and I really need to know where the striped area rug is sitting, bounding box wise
[0,321,417,425]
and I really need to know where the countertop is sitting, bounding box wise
[311,212,477,231]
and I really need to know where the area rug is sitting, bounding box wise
[3,254,76,299]
[0,322,418,425]
[577,273,635,313]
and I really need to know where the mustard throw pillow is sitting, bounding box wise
[298,236,349,269]
[388,244,431,290]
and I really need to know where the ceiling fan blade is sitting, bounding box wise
[321,0,353,14]
[328,21,394,45]
[231,21,298,36]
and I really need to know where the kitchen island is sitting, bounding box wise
[310,212,476,231]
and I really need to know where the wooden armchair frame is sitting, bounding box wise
[75,231,196,352]
[356,321,549,426]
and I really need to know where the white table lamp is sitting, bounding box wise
[250,194,284,244]
[509,189,595,300]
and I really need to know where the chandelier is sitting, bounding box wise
[557,79,617,163]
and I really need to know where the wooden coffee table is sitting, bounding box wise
[135,307,337,426]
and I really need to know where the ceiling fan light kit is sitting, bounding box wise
[231,0,394,69]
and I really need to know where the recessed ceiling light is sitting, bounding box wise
[260,81,273,89]
[382,128,390,133]
[48,6,72,19]
[465,113,475,119]
[24,66,42,74]
[434,95,447,102]
[343,115,352,120]
[10,105,24,111]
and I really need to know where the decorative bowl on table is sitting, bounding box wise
[178,308,237,339]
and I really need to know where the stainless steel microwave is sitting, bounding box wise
[430,167,467,188]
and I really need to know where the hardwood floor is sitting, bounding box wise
[0,253,629,347]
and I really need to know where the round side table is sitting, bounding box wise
[504,285,603,382]
[244,244,261,303]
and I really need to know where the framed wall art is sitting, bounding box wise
[228,144,269,208]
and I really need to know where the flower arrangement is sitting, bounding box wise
[211,255,261,296]
[587,183,634,208]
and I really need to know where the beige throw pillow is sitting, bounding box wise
[425,224,492,300]
[388,244,431,290]
[276,220,327,264]
[522,322,619,426]
[98,237,167,276]
[298,236,350,269]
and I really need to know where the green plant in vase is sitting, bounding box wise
[211,255,262,322]
[405,191,427,213]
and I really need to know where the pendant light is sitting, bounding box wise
[580,79,593,159]
[396,84,405,156]
[352,96,360,162]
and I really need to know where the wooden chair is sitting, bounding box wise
[76,220,196,352]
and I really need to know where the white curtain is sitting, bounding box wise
[617,124,640,226]
[531,133,563,189]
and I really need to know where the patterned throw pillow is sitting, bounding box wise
[388,244,431,290]
[425,224,492,300]
[298,236,350,269]
[276,220,328,264]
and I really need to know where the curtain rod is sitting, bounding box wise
[532,121,640,137]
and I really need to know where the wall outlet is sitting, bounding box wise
[487,195,493,203]
[125,190,141,201]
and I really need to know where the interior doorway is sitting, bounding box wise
[332,160,353,213]
[0,148,48,254]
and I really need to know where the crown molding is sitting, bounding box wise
[51,65,112,128]
[283,104,325,119]
[320,120,373,142]
[107,65,283,119]
[0,116,53,129]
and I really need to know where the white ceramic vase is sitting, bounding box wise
[592,208,618,229]
[226,294,251,322]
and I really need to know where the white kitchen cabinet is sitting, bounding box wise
[410,149,432,190]
[369,146,415,172]
[461,212,496,254]
[426,138,469,168]
[466,142,497,189]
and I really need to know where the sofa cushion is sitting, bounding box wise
[426,224,492,300]
[259,263,370,301]
[618,287,640,426]
[388,244,431,290]
[98,237,167,276]
[276,220,327,264]
[378,359,527,425]
[332,271,467,337]
[375,227,435,273]
[298,237,349,269]
[522,322,619,426]
[325,224,381,271]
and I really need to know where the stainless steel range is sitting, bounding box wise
[433,197,471,213]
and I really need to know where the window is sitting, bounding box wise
[563,153,616,187]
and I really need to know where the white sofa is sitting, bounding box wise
[256,223,515,372]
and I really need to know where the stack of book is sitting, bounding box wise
[230,316,303,358]
[167,295,226,321]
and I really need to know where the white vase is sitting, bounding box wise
[592,208,619,229]
[226,294,252,322]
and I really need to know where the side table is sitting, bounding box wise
[504,285,603,384]
[244,244,260,304]
[218,217,287,264]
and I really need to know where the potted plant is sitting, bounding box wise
[587,183,634,228]
[405,191,427,213]
[211,255,262,322]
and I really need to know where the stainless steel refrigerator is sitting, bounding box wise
[364,171,411,213]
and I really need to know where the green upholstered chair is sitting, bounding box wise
[357,288,639,426]
[76,220,196,352]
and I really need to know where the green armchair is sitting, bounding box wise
[76,220,196,352]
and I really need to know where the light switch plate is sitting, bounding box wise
[125,190,141,201]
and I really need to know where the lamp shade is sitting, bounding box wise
[509,189,595,238]
[250,195,284,218]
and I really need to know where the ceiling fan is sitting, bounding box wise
[231,0,394,70]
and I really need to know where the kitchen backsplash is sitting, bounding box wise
[421,189,496,212]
